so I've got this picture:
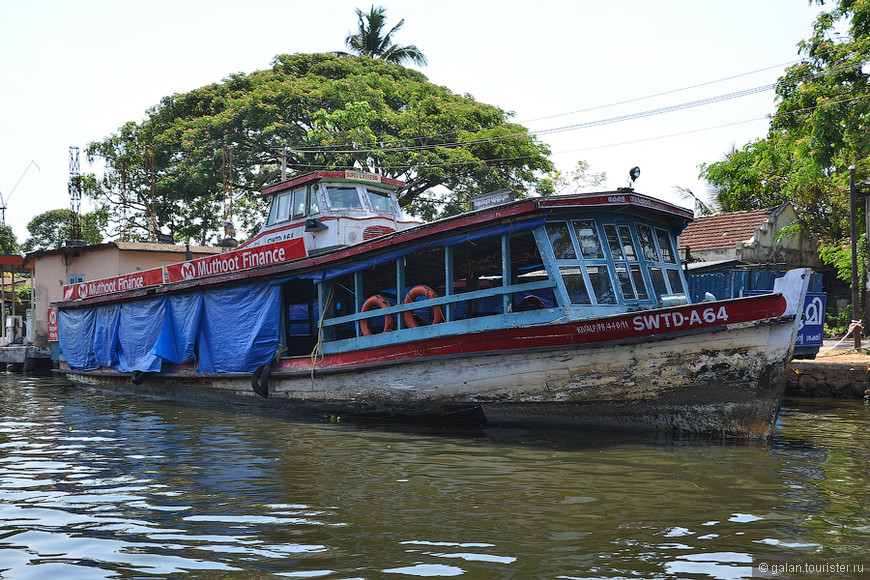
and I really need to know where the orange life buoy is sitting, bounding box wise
[519,295,546,310]
[403,285,445,327]
[360,294,395,336]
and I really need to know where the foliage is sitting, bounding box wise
[342,5,427,66]
[84,53,553,242]
[699,0,870,293]
[0,223,18,254]
[15,284,31,311]
[22,209,106,251]
[536,160,606,196]
[0,223,17,254]
[818,233,867,284]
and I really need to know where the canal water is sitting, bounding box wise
[1,375,868,579]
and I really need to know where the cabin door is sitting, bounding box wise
[282,280,319,356]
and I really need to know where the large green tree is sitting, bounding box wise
[700,0,870,273]
[343,5,427,66]
[85,53,553,243]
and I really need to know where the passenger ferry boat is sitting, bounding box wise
[53,170,810,438]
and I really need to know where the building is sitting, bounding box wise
[679,203,822,267]
[23,242,221,349]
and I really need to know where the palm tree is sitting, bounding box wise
[344,5,428,66]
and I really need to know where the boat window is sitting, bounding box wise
[327,187,363,209]
[604,225,624,260]
[666,268,685,295]
[307,186,320,215]
[649,267,669,297]
[268,192,291,224]
[292,187,307,218]
[323,274,357,341]
[618,226,638,261]
[282,280,320,355]
[586,265,616,304]
[656,228,677,263]
[573,220,605,259]
[367,189,396,214]
[360,260,398,333]
[545,223,577,260]
[452,236,504,317]
[511,230,555,310]
[614,264,635,300]
[560,267,591,305]
[630,265,649,300]
[636,224,660,261]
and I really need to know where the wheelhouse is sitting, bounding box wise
[246,171,420,253]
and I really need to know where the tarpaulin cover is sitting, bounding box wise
[58,307,98,370]
[117,299,164,373]
[151,293,203,365]
[59,280,282,374]
[196,281,281,373]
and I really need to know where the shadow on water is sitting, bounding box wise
[1,376,868,579]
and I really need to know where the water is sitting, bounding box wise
[1,375,868,579]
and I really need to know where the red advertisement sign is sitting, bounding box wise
[47,307,59,341]
[62,267,165,300]
[165,238,306,283]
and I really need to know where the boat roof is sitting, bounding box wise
[54,189,693,309]
[261,170,405,196]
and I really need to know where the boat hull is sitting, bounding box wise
[60,312,796,438]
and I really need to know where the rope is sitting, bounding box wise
[818,320,863,355]
[309,283,334,385]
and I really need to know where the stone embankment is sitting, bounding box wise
[787,349,870,399]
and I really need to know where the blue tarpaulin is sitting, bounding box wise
[59,281,282,374]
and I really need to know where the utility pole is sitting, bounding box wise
[850,166,862,349]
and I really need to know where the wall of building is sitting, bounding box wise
[736,205,823,268]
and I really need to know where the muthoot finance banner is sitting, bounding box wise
[63,268,165,300]
[165,238,306,283]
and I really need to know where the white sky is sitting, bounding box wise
[0,0,825,244]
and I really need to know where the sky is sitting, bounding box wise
[0,0,827,245]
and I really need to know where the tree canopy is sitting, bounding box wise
[0,223,18,254]
[699,0,870,272]
[84,53,553,244]
[23,209,106,252]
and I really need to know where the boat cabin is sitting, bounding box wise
[244,170,420,254]
[279,190,693,360]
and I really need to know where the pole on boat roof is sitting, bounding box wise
[849,166,862,349]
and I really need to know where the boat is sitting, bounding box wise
[52,170,810,438]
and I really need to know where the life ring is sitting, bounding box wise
[360,294,395,335]
[251,363,271,398]
[403,285,445,327]
[519,295,546,310]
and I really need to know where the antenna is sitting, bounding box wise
[69,147,82,240]
[0,160,41,223]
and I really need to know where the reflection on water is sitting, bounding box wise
[1,375,868,579]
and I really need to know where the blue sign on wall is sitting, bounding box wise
[745,291,826,347]
[796,292,826,347]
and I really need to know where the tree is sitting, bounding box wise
[85,53,553,242]
[699,0,870,266]
[343,5,427,66]
[0,223,18,254]
[536,160,607,196]
[23,209,106,251]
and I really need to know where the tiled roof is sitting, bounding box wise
[679,208,777,252]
